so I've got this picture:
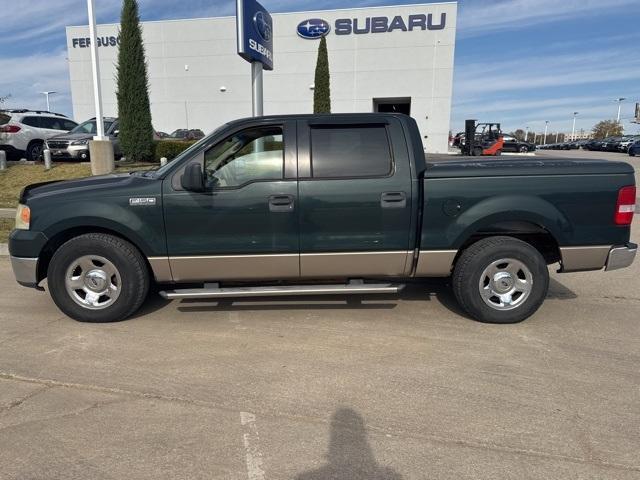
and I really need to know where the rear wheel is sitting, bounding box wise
[519,145,529,153]
[48,233,149,322]
[452,236,549,324]
[26,141,44,161]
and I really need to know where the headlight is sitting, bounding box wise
[71,139,89,146]
[15,204,30,230]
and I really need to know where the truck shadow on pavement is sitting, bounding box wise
[295,407,403,480]
[171,277,578,321]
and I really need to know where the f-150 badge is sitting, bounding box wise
[129,197,157,206]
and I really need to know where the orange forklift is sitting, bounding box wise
[461,119,504,156]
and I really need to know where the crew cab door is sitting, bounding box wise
[162,120,299,282]
[297,117,415,278]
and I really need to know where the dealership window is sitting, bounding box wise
[310,125,392,178]
[204,126,284,188]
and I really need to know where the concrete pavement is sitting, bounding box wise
[1,224,639,479]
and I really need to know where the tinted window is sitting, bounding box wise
[71,120,114,135]
[310,126,392,178]
[62,120,78,131]
[39,117,66,130]
[21,116,42,128]
[0,113,10,125]
[204,126,284,188]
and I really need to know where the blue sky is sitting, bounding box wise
[2,0,639,135]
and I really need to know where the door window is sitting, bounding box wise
[21,116,42,128]
[204,126,283,189]
[310,126,392,178]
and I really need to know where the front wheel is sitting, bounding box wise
[48,233,149,322]
[452,236,549,324]
[519,145,529,153]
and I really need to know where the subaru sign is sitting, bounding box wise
[236,0,273,70]
[297,13,446,39]
[297,19,331,39]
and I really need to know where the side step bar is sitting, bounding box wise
[159,282,405,300]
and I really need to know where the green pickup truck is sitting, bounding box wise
[9,114,637,324]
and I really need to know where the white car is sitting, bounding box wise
[0,109,78,161]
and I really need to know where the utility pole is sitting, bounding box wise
[543,121,549,145]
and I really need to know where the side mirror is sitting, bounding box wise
[113,130,119,137]
[181,163,205,192]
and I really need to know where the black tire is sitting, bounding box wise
[472,147,483,156]
[48,233,149,323]
[452,236,549,324]
[26,141,44,161]
[519,145,529,153]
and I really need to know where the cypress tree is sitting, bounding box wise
[313,36,331,114]
[116,0,154,161]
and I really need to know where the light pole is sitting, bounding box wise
[571,112,579,141]
[525,126,529,142]
[40,91,57,111]
[543,121,549,145]
[615,97,626,123]
[87,0,106,140]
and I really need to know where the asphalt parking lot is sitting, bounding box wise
[1,219,639,479]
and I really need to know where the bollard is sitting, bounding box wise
[0,150,6,171]
[160,157,168,167]
[43,149,52,170]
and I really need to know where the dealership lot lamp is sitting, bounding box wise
[86,0,114,175]
[236,0,273,117]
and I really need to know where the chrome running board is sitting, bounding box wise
[159,282,405,300]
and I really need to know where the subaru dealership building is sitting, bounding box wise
[66,2,457,152]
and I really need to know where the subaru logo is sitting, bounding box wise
[254,11,272,42]
[297,18,331,39]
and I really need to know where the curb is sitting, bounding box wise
[0,244,8,256]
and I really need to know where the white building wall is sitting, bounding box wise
[66,2,457,153]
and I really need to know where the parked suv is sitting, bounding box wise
[0,109,78,160]
[45,117,121,161]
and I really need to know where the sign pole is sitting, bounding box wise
[87,0,106,140]
[251,62,264,116]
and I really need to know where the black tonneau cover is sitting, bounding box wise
[424,156,634,178]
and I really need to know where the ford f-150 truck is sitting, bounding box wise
[9,114,637,324]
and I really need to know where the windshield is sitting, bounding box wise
[71,119,114,135]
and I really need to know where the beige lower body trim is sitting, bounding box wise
[560,246,611,272]
[168,254,299,282]
[148,257,173,282]
[300,251,412,278]
[414,250,458,277]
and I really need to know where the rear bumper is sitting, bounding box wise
[605,243,637,271]
[560,243,637,272]
[10,256,39,287]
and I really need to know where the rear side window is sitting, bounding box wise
[310,125,392,178]
[21,116,42,128]
[39,117,65,130]
[0,113,10,125]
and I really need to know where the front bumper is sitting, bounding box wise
[46,144,89,160]
[605,243,637,271]
[10,256,39,287]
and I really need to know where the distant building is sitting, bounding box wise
[565,131,592,141]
